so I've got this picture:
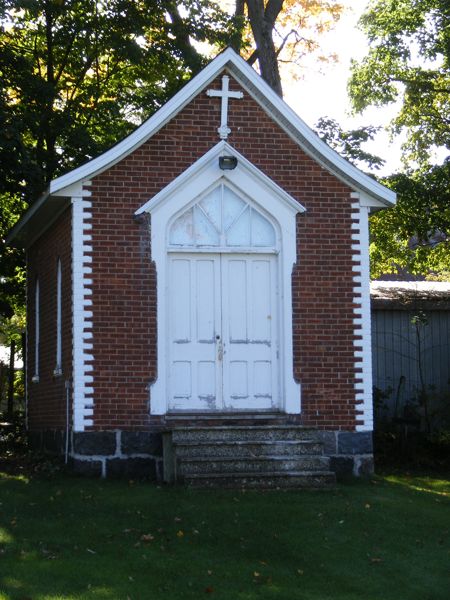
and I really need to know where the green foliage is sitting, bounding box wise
[349,0,450,164]
[369,163,450,278]
[315,116,385,170]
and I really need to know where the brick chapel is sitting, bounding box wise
[9,49,395,485]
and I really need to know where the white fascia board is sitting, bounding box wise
[49,47,394,206]
[136,140,305,216]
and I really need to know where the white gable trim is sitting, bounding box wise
[143,148,302,415]
[48,48,394,207]
[9,48,395,246]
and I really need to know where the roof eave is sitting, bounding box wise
[6,192,71,249]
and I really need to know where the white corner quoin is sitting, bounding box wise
[137,141,304,415]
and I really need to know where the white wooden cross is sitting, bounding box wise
[206,75,243,140]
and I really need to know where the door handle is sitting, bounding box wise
[216,336,223,361]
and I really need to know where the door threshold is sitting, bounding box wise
[165,411,285,421]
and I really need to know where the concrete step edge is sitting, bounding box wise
[170,425,314,431]
[173,440,319,448]
[178,455,328,463]
[184,470,335,479]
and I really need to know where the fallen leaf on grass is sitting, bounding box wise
[205,586,214,593]
[176,530,184,538]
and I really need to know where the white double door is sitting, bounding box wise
[168,253,279,411]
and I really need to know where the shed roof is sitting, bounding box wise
[371,281,450,310]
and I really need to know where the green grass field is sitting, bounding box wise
[0,470,449,600]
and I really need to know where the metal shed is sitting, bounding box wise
[371,281,450,426]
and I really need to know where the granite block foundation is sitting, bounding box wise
[28,428,373,481]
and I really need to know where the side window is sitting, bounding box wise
[32,278,40,383]
[54,259,62,376]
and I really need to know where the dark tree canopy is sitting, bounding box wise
[0,0,235,201]
[0,0,236,320]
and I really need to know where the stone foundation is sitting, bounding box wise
[316,430,374,480]
[28,428,373,481]
[29,429,164,480]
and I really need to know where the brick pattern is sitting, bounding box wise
[27,207,72,430]
[26,71,361,433]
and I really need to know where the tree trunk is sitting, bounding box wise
[230,0,246,52]
[245,0,284,96]
[7,339,15,419]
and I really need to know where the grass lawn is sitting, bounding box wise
[0,469,449,600]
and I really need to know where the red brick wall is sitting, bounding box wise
[87,71,359,431]
[27,207,72,430]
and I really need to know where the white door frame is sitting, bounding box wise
[137,142,304,415]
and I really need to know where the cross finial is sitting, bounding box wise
[206,75,243,140]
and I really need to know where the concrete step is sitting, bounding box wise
[166,412,289,423]
[171,425,317,444]
[178,455,330,476]
[174,440,323,459]
[184,471,336,489]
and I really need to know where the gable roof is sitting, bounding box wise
[8,47,395,246]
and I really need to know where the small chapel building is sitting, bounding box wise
[9,49,395,484]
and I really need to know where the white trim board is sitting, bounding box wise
[71,189,95,431]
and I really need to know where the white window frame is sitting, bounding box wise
[32,278,40,383]
[54,258,62,377]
